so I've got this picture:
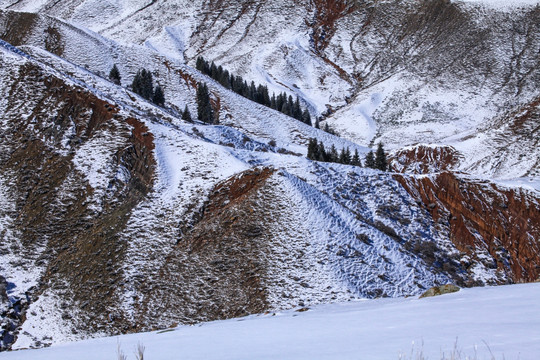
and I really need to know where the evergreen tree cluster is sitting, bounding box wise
[196,56,312,126]
[365,143,388,171]
[307,138,362,166]
[130,68,165,106]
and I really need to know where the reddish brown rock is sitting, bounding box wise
[396,172,540,283]
[391,145,462,174]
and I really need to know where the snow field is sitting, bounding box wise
[4,283,540,360]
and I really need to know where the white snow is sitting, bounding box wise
[4,283,540,360]
[453,0,540,8]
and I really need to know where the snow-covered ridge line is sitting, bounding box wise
[0,39,31,58]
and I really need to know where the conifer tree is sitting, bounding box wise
[293,97,302,120]
[281,101,291,116]
[318,143,327,162]
[132,69,154,100]
[109,64,121,85]
[197,82,214,124]
[315,117,320,129]
[307,138,318,160]
[329,144,339,163]
[220,70,231,89]
[365,151,375,168]
[287,95,294,115]
[131,70,142,95]
[276,93,285,111]
[345,148,352,164]
[375,142,388,171]
[196,57,205,72]
[302,109,312,126]
[152,85,165,106]
[182,105,192,122]
[210,62,218,79]
[351,149,362,167]
[339,148,347,164]
[270,94,277,109]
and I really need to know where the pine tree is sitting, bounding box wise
[365,151,375,168]
[270,94,277,109]
[375,142,388,171]
[351,149,362,167]
[210,61,218,79]
[293,97,302,120]
[196,57,205,72]
[133,69,154,100]
[287,95,294,116]
[345,148,352,164]
[307,138,318,160]
[276,93,285,111]
[315,117,320,129]
[220,70,231,89]
[182,105,192,122]
[281,101,291,116]
[318,143,327,162]
[131,70,142,95]
[197,82,214,124]
[109,64,121,85]
[142,70,153,100]
[232,75,243,93]
[329,145,338,163]
[152,85,165,106]
[339,148,347,164]
[302,109,312,126]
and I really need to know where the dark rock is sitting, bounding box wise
[0,276,8,304]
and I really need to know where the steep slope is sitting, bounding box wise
[0,45,155,349]
[0,1,539,351]
[1,1,538,178]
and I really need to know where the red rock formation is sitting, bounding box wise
[396,172,540,283]
[391,145,462,174]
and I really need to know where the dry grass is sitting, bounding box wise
[399,339,502,360]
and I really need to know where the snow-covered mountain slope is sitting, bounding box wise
[1,31,538,350]
[2,0,538,179]
[0,0,539,352]
[4,283,540,360]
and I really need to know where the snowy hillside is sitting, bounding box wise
[0,0,539,352]
[1,0,538,178]
[4,283,540,360]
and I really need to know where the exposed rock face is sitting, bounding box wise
[419,284,460,299]
[396,172,540,283]
[391,145,463,174]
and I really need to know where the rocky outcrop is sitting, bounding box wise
[419,284,460,299]
[396,172,540,283]
[391,145,463,174]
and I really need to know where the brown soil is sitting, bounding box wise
[0,62,155,344]
[136,168,276,329]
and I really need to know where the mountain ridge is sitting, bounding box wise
[0,0,538,350]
